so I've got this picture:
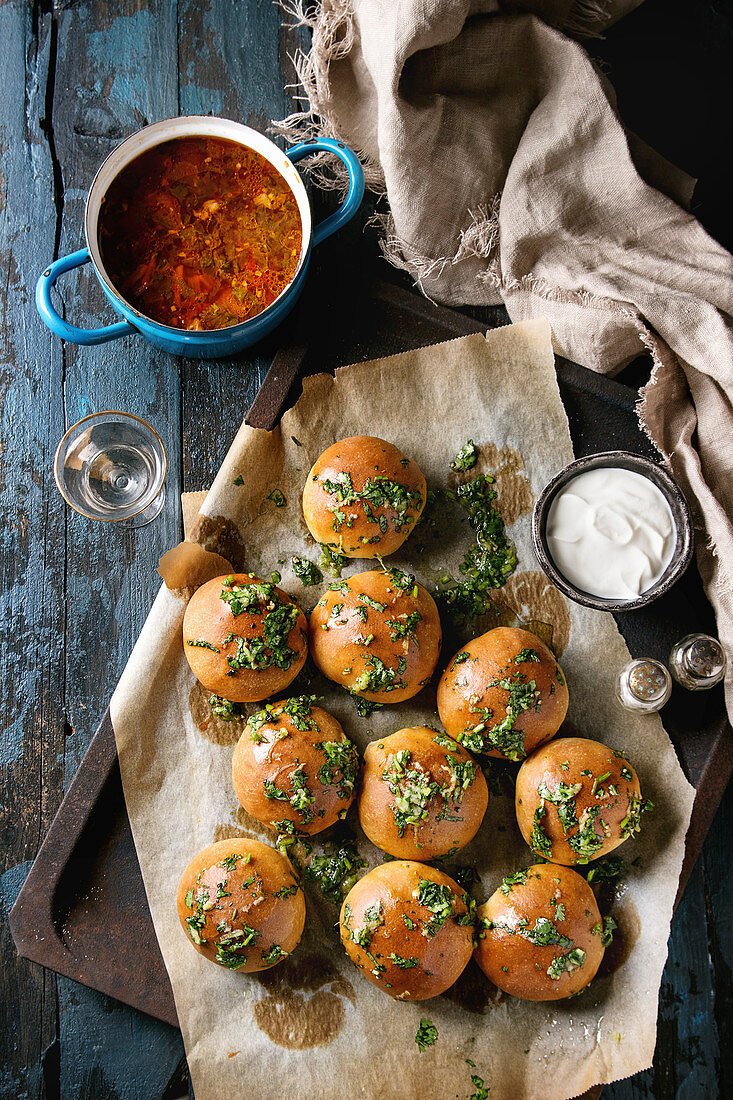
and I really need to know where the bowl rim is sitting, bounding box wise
[531,449,694,612]
[83,115,311,337]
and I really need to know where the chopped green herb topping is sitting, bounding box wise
[514,647,540,664]
[187,639,220,652]
[415,1019,439,1052]
[458,672,539,760]
[349,901,385,949]
[267,488,286,507]
[233,475,245,486]
[316,738,360,800]
[530,803,553,858]
[547,947,586,980]
[414,878,456,935]
[568,806,604,863]
[260,944,286,965]
[352,694,383,719]
[305,835,367,903]
[263,765,315,824]
[500,869,528,896]
[620,795,651,839]
[248,695,321,740]
[436,474,517,622]
[352,654,407,695]
[383,750,442,836]
[220,854,242,872]
[291,556,323,587]
[470,1075,490,1100]
[385,567,418,594]
[321,471,423,533]
[585,856,624,885]
[537,779,582,835]
[358,593,387,613]
[273,884,298,898]
[389,953,419,969]
[386,610,423,643]
[520,917,573,949]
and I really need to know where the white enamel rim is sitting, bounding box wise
[84,116,313,332]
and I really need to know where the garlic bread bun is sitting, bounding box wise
[515,737,646,865]
[302,436,426,558]
[340,861,474,999]
[437,627,568,761]
[358,727,487,859]
[176,838,305,972]
[183,573,308,703]
[232,697,359,836]
[309,568,441,703]
[474,863,605,1000]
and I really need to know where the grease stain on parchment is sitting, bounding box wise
[443,959,506,1014]
[494,570,572,656]
[253,953,354,1049]
[189,514,249,572]
[189,681,246,746]
[449,441,534,526]
[597,899,642,979]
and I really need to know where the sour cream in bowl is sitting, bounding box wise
[532,452,693,612]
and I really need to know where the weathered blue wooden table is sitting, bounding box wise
[1,1,731,1097]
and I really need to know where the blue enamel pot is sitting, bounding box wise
[36,116,364,359]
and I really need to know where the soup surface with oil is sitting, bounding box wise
[98,136,303,331]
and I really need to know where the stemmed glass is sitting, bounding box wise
[54,411,167,528]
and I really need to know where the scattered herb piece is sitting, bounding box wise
[319,543,346,577]
[291,556,323,587]
[450,439,478,472]
[209,694,241,721]
[415,1019,439,1052]
[267,488,286,507]
[187,639,220,652]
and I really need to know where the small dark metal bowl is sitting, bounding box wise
[531,450,694,612]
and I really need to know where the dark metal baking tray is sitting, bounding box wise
[10,281,732,1028]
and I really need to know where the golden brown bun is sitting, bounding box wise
[436,627,568,761]
[308,569,441,703]
[232,698,359,836]
[176,838,305,972]
[302,436,426,558]
[473,863,604,1000]
[357,727,488,859]
[515,737,644,865]
[182,574,308,703]
[339,861,473,999]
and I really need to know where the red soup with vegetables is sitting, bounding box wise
[98,136,303,331]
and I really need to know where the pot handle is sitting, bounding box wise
[36,248,137,345]
[286,139,365,247]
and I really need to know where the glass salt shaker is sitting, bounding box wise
[669,633,727,691]
[615,658,672,713]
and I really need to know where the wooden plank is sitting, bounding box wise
[0,5,64,1097]
[48,1,185,1096]
[176,0,310,494]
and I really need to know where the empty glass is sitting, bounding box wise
[54,411,167,528]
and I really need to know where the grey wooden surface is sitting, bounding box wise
[0,1,730,1097]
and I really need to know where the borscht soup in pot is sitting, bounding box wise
[98,137,303,331]
[35,117,364,357]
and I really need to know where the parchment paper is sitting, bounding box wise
[111,320,694,1100]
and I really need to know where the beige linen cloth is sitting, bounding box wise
[277,0,733,723]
